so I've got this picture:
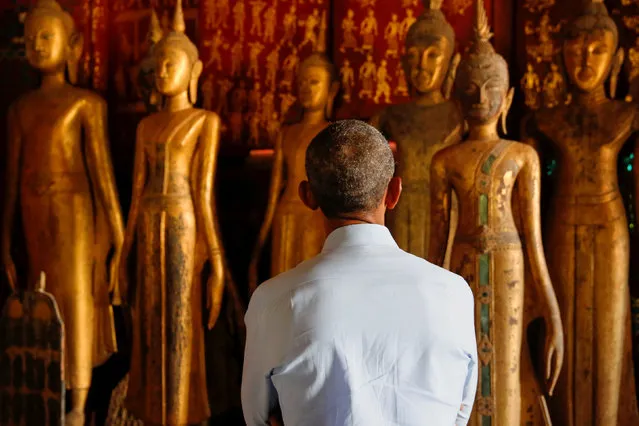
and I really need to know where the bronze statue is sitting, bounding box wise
[522,0,639,424]
[248,53,339,293]
[370,0,462,262]
[1,1,123,424]
[116,0,225,423]
[428,1,564,424]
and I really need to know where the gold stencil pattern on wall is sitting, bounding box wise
[198,0,329,151]
[333,0,491,119]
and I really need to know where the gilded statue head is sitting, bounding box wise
[154,0,202,104]
[562,0,623,95]
[24,0,82,83]
[403,0,457,96]
[296,53,340,118]
[455,0,513,131]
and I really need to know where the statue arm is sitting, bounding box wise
[516,147,563,395]
[117,121,148,305]
[427,153,451,267]
[249,131,285,295]
[199,113,226,329]
[1,105,21,290]
[84,97,125,254]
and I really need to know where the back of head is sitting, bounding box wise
[305,120,395,218]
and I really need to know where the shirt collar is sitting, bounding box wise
[322,224,398,253]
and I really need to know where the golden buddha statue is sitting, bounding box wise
[521,0,639,424]
[1,1,123,424]
[116,0,225,423]
[428,1,564,425]
[370,0,463,261]
[248,53,339,293]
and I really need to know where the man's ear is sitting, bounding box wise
[385,177,402,210]
[298,180,319,211]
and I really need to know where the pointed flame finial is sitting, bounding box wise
[172,0,186,34]
[474,0,493,43]
[423,0,443,10]
[149,9,163,44]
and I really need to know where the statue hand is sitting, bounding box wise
[207,261,224,330]
[2,253,17,292]
[544,315,564,396]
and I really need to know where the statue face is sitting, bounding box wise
[457,64,508,125]
[405,35,452,94]
[25,15,68,73]
[155,44,191,96]
[297,65,331,111]
[563,30,615,92]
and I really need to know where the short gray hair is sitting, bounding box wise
[305,120,395,218]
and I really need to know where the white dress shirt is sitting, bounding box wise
[242,224,478,426]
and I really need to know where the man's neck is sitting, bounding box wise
[324,211,385,236]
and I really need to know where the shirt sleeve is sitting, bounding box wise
[241,298,278,426]
[456,282,479,426]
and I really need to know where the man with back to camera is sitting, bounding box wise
[241,120,478,426]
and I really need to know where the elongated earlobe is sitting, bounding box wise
[66,32,83,85]
[189,60,203,105]
[610,48,624,99]
[501,87,515,135]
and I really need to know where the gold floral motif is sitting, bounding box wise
[478,335,493,365]
[476,397,495,417]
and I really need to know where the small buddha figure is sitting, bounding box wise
[116,0,225,424]
[1,0,124,424]
[248,53,339,293]
[522,1,639,424]
[428,1,564,425]
[370,0,462,260]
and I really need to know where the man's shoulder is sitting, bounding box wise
[397,251,472,296]
[246,258,321,322]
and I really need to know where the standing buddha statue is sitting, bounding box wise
[116,0,225,423]
[248,54,339,293]
[370,0,462,261]
[428,1,564,424]
[522,0,639,424]
[1,1,124,424]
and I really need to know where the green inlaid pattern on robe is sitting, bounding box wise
[478,194,488,225]
[478,252,493,424]
[481,365,491,396]
[481,154,497,174]
[479,253,489,286]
